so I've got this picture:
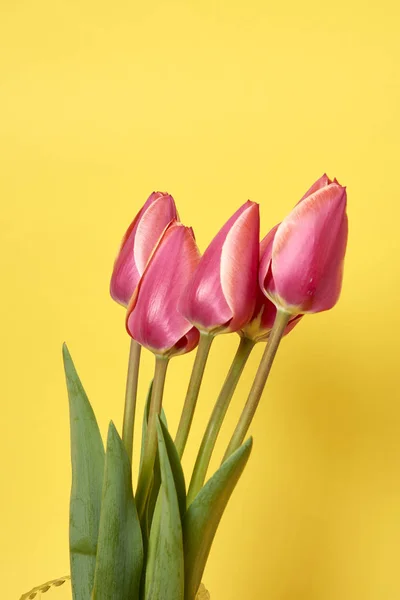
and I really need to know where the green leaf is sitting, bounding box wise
[144,457,161,539]
[159,419,186,521]
[145,418,184,600]
[140,381,168,470]
[140,382,169,536]
[183,438,253,600]
[140,381,153,471]
[92,422,143,600]
[63,343,105,600]
[144,419,186,574]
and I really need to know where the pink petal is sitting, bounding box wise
[110,192,177,307]
[240,285,276,341]
[268,183,347,313]
[258,223,280,292]
[284,313,303,336]
[133,195,177,274]
[172,326,201,357]
[180,201,259,333]
[126,223,201,356]
[245,230,303,341]
[299,173,332,202]
[220,203,260,331]
[242,287,303,341]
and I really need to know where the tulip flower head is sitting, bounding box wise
[241,235,303,342]
[259,174,348,315]
[126,222,201,357]
[180,201,260,334]
[110,192,178,307]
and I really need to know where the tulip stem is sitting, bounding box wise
[135,355,169,521]
[222,309,291,462]
[174,332,214,458]
[187,335,255,506]
[122,339,142,463]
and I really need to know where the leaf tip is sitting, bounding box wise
[62,342,70,362]
[244,436,253,451]
[107,420,119,443]
[237,436,253,463]
[156,415,166,443]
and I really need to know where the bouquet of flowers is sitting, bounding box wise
[21,174,348,600]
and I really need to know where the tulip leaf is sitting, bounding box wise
[183,438,253,600]
[140,381,168,469]
[140,382,169,536]
[159,419,186,521]
[145,418,184,600]
[140,381,153,470]
[92,422,143,600]
[144,420,186,585]
[63,343,105,600]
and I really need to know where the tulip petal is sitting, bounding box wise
[258,223,279,289]
[134,195,177,275]
[220,203,260,331]
[180,201,259,333]
[306,212,348,313]
[240,288,276,342]
[126,223,201,356]
[299,173,332,202]
[110,192,178,307]
[243,227,304,342]
[173,326,201,357]
[269,183,347,313]
[110,226,141,307]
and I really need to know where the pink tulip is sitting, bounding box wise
[110,192,178,307]
[241,235,303,341]
[179,201,260,334]
[259,174,348,315]
[126,222,201,357]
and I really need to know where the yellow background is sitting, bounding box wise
[1,0,399,598]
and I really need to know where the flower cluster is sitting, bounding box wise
[56,175,348,600]
[110,175,348,508]
[112,175,348,353]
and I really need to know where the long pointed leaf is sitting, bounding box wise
[183,438,253,600]
[63,343,105,600]
[92,422,143,600]
[140,381,167,469]
[159,419,186,521]
[140,381,153,471]
[145,418,184,600]
[140,382,169,535]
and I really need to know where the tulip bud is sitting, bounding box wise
[126,222,201,357]
[241,236,303,342]
[259,175,348,315]
[110,192,178,307]
[179,201,260,334]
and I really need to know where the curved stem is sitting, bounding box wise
[187,336,255,506]
[135,355,169,521]
[222,309,291,462]
[122,339,142,463]
[174,332,214,458]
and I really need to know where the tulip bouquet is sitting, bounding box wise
[21,175,348,600]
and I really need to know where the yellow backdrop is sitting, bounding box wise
[1,0,399,598]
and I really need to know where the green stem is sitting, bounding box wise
[174,332,214,458]
[122,339,141,463]
[187,336,255,506]
[222,309,291,462]
[135,355,169,521]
